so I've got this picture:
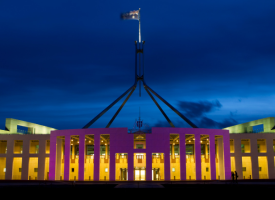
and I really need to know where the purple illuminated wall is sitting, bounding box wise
[49,127,231,181]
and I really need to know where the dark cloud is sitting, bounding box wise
[198,117,238,129]
[153,100,239,129]
[177,100,222,118]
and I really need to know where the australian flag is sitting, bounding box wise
[121,10,139,20]
[137,120,143,128]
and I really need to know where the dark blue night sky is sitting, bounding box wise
[1,0,275,130]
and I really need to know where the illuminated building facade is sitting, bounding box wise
[0,117,275,181]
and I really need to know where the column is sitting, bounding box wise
[234,138,243,179]
[195,134,201,180]
[223,133,232,180]
[105,144,108,159]
[94,134,100,181]
[78,134,85,181]
[64,135,70,180]
[21,139,29,180]
[38,139,46,180]
[55,137,62,180]
[217,137,225,180]
[165,148,170,180]
[180,133,186,180]
[5,139,14,180]
[49,135,57,180]
[146,153,152,181]
[128,153,133,181]
[266,138,275,179]
[209,134,216,180]
[110,151,116,181]
[251,138,259,179]
[172,144,175,159]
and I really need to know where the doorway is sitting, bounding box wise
[152,168,160,180]
[134,168,146,180]
[120,168,127,180]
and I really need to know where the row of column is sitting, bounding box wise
[49,133,230,180]
[233,138,275,179]
[4,139,48,180]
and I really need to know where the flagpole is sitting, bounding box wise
[139,8,141,43]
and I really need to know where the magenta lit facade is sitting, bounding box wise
[49,127,231,181]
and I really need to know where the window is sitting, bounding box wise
[172,168,175,172]
[105,168,108,172]
[19,168,22,172]
[206,167,209,172]
[34,168,38,172]
[186,144,194,155]
[71,168,74,172]
[241,144,245,153]
[201,144,205,155]
[259,167,262,171]
[136,144,143,149]
[86,145,94,155]
[0,140,7,154]
[242,167,246,171]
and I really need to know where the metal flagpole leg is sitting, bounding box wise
[106,85,137,128]
[139,8,141,43]
[83,83,137,128]
[144,83,198,128]
[144,85,175,127]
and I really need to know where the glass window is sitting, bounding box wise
[14,141,23,154]
[0,141,7,154]
[86,145,94,155]
[186,144,194,155]
[75,145,79,155]
[201,144,205,155]
[241,144,245,153]
[136,144,143,149]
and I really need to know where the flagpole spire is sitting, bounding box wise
[139,8,141,43]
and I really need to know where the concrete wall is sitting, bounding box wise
[0,134,50,180]
[0,118,56,134]
[230,133,275,179]
[224,117,275,134]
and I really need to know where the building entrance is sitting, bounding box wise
[152,168,160,180]
[120,168,127,180]
[134,168,146,180]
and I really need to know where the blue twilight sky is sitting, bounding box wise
[1,0,275,130]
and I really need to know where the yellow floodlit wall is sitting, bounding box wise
[230,140,234,153]
[0,157,6,180]
[231,157,236,172]
[45,157,49,180]
[241,140,250,153]
[46,140,50,154]
[115,153,128,181]
[29,140,39,154]
[84,155,94,181]
[14,140,23,154]
[0,141,7,154]
[28,157,38,180]
[258,156,268,179]
[152,153,164,180]
[12,157,22,180]
[257,139,267,153]
[242,156,252,179]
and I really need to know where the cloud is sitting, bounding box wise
[177,100,222,118]
[153,100,238,129]
[199,117,238,129]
